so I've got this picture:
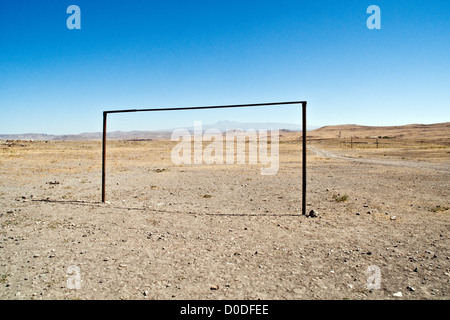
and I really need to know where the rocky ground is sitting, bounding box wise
[0,134,448,300]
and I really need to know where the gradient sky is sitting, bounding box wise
[1,0,449,134]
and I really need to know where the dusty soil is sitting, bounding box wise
[0,126,449,300]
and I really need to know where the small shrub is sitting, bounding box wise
[333,194,349,202]
[0,274,10,284]
[430,205,449,213]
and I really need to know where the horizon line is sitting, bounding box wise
[0,121,448,137]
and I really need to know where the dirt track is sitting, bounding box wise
[307,145,450,172]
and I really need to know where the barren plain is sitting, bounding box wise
[0,123,449,300]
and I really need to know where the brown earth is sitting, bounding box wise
[0,123,449,300]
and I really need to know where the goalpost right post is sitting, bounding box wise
[302,101,307,216]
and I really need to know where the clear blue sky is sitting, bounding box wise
[1,0,449,134]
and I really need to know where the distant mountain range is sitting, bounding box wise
[0,121,317,141]
[175,120,314,132]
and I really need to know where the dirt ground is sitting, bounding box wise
[0,127,449,300]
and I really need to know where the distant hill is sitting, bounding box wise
[0,121,316,141]
[309,122,450,141]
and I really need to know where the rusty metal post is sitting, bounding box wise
[102,112,107,203]
[302,101,307,216]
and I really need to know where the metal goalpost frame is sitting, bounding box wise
[102,101,308,215]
